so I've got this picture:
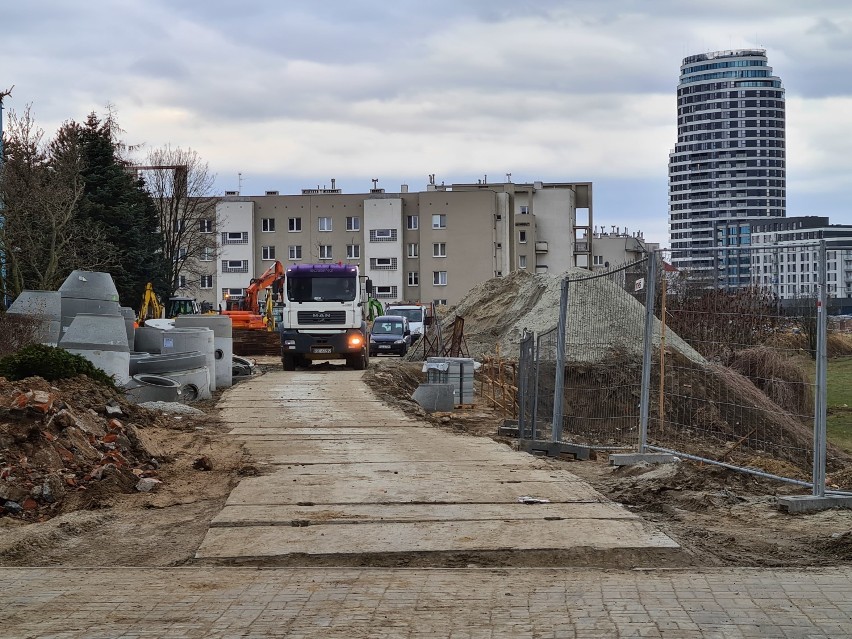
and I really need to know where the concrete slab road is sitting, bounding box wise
[195,367,681,566]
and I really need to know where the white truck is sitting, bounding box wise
[384,303,431,342]
[279,263,371,370]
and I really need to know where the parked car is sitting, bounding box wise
[369,315,411,356]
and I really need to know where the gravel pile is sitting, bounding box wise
[138,401,206,416]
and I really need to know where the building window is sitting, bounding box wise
[201,275,213,289]
[261,218,275,232]
[374,285,398,299]
[433,242,447,257]
[199,219,213,233]
[432,214,446,229]
[520,205,529,215]
[319,217,332,232]
[223,287,244,300]
[519,255,527,269]
[408,272,419,286]
[222,231,248,244]
[407,215,419,230]
[222,260,249,273]
[177,275,187,288]
[518,231,527,244]
[407,243,419,258]
[593,255,604,266]
[433,271,447,286]
[434,299,447,306]
[200,247,214,261]
[347,244,360,259]
[176,246,188,259]
[174,219,186,233]
[370,257,398,270]
[369,229,397,242]
[346,216,360,231]
[319,245,332,260]
[289,217,302,232]
[289,245,302,260]
[262,246,276,260]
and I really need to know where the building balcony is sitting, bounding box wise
[574,241,590,253]
[535,241,548,254]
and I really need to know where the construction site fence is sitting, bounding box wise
[517,241,849,496]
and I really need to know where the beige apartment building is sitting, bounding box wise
[195,180,594,310]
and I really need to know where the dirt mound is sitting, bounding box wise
[0,375,174,520]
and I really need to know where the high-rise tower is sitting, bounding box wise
[668,49,785,283]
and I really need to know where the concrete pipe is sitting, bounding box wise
[120,307,137,351]
[7,290,62,346]
[133,351,207,375]
[161,367,211,402]
[59,314,130,385]
[134,326,165,354]
[129,352,153,375]
[161,327,216,392]
[174,315,233,388]
[124,374,182,404]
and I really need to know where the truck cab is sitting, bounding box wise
[279,264,370,370]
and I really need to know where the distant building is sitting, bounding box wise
[590,226,658,271]
[750,216,852,308]
[669,49,786,284]
[199,180,594,310]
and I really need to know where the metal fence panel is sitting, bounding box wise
[646,244,823,483]
[558,259,650,449]
[517,331,535,440]
[533,327,558,442]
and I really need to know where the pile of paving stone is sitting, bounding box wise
[0,375,164,520]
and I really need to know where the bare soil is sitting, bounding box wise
[0,375,249,566]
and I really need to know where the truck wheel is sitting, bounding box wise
[348,348,367,370]
[282,355,296,371]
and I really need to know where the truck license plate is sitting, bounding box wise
[378,345,392,349]
[312,347,333,354]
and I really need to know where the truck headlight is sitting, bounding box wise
[348,335,363,347]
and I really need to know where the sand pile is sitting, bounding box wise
[428,269,703,363]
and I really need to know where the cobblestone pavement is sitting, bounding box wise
[3,566,851,638]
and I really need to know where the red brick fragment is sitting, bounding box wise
[22,498,38,511]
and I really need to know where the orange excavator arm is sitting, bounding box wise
[242,260,285,312]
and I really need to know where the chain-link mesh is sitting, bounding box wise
[533,327,558,441]
[558,259,649,448]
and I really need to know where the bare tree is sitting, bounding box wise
[0,106,114,297]
[140,146,218,298]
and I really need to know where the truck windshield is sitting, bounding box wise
[388,308,422,323]
[287,276,357,302]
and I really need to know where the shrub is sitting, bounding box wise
[0,344,116,387]
[728,346,813,419]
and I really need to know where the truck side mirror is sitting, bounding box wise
[424,316,433,326]
[366,279,373,295]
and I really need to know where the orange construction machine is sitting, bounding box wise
[222,261,285,330]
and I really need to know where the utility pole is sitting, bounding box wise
[0,86,14,308]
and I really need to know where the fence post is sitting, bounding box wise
[639,255,658,453]
[813,240,828,497]
[551,277,569,442]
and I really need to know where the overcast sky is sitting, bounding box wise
[4,0,852,247]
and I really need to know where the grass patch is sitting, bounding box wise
[827,357,852,453]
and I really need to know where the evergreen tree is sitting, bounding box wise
[75,112,169,307]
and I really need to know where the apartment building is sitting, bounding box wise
[195,180,593,310]
[669,49,786,283]
[749,216,852,308]
[589,226,658,271]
